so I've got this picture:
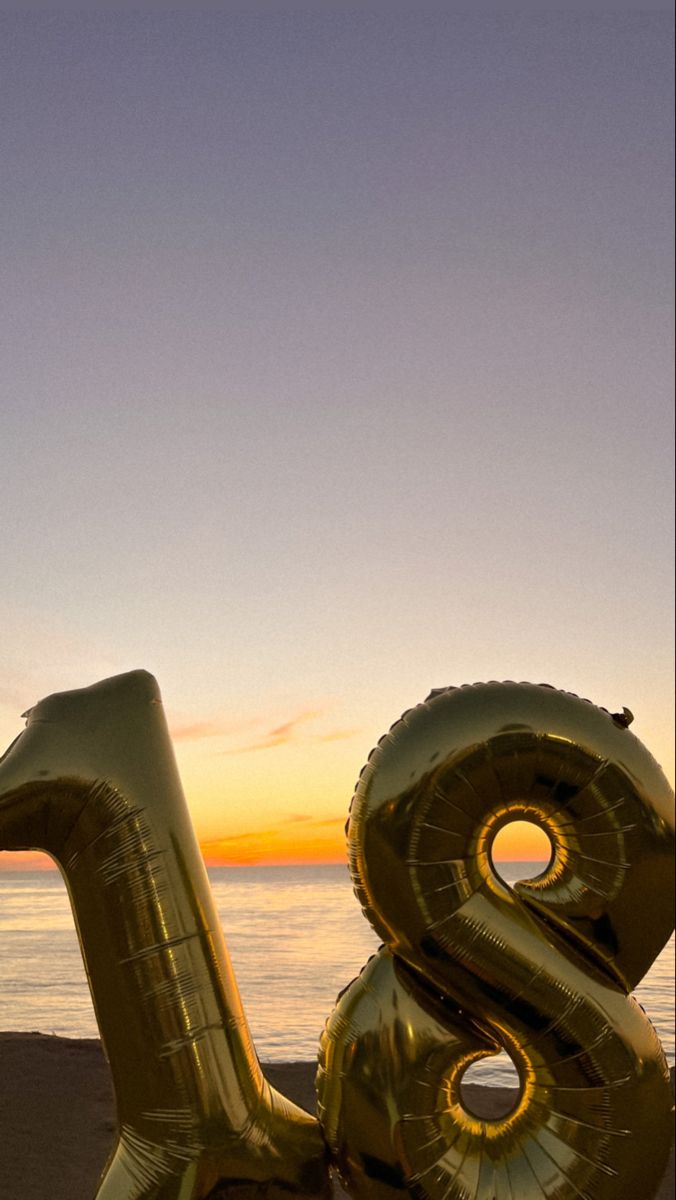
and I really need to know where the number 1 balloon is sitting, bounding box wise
[0,671,329,1200]
[0,673,673,1200]
[317,682,675,1200]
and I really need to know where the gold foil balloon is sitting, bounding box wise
[0,671,328,1200]
[317,682,675,1200]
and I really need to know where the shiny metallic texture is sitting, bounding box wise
[317,682,675,1200]
[0,671,329,1200]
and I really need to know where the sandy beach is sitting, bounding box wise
[0,1033,672,1200]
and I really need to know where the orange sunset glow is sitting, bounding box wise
[0,818,554,872]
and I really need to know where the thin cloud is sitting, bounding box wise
[171,720,227,740]
[170,716,262,741]
[269,709,323,738]
[263,708,327,745]
[221,711,359,755]
[169,705,360,754]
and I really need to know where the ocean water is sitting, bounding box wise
[0,863,673,1089]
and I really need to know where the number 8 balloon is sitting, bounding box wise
[317,682,674,1200]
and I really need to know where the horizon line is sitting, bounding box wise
[0,853,553,872]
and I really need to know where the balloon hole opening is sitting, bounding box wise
[460,1052,521,1119]
[490,820,554,884]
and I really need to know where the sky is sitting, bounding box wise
[1,10,673,870]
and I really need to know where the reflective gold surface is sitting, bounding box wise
[318,682,675,1200]
[0,671,328,1200]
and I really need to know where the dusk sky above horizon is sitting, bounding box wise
[1,10,673,869]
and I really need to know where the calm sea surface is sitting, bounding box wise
[0,863,673,1089]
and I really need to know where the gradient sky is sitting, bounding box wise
[1,11,673,868]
